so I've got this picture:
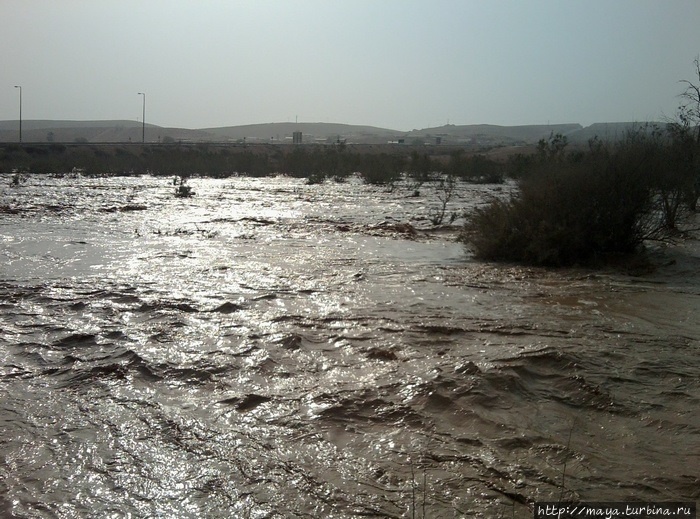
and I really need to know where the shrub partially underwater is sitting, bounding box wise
[461,131,700,266]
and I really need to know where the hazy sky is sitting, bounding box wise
[2,0,699,130]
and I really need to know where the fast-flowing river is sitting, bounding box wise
[1,174,698,518]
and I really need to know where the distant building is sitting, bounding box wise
[293,131,302,144]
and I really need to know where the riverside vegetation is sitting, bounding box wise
[460,127,700,266]
[0,142,501,186]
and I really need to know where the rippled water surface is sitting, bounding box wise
[1,174,699,518]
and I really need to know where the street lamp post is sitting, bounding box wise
[14,86,22,144]
[137,92,145,143]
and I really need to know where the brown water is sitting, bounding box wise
[1,174,698,518]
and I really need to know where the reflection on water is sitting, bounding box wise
[1,174,699,517]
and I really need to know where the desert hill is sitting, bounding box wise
[202,122,399,144]
[0,120,218,145]
[0,119,665,146]
[404,123,583,145]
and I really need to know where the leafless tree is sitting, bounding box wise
[677,55,700,143]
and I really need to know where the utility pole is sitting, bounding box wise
[14,86,22,143]
[137,92,146,143]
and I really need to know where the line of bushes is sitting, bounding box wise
[460,128,700,266]
[0,143,506,186]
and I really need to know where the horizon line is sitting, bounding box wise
[0,119,664,132]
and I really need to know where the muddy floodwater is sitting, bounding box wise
[1,174,698,518]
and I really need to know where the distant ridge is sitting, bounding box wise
[0,120,215,144]
[203,122,399,142]
[0,119,665,145]
[563,121,666,143]
[404,123,583,145]
[0,119,148,131]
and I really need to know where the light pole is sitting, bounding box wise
[137,92,145,143]
[14,85,22,143]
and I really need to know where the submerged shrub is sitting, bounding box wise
[460,131,693,266]
[358,154,403,185]
[449,151,504,184]
[407,151,437,182]
[174,176,195,197]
